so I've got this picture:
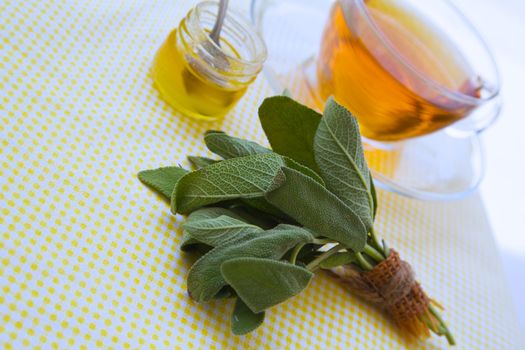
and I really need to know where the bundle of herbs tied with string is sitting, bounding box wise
[138,96,455,344]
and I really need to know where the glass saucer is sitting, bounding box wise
[251,0,486,200]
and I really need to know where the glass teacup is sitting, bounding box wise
[251,0,501,200]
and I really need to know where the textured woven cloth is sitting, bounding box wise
[1,0,524,348]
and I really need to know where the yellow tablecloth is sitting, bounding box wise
[1,0,524,348]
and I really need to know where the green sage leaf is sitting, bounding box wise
[231,298,265,335]
[221,257,313,313]
[259,96,322,172]
[187,224,313,302]
[226,205,279,230]
[314,97,374,228]
[283,157,324,186]
[203,129,323,190]
[240,197,289,220]
[180,232,210,252]
[187,156,218,169]
[265,167,367,252]
[183,215,264,248]
[173,153,286,214]
[204,131,271,159]
[138,166,189,200]
[205,130,225,136]
[238,155,324,220]
[186,207,246,222]
[180,207,247,252]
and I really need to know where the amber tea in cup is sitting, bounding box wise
[316,0,497,141]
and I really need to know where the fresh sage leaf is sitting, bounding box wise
[138,166,189,200]
[173,153,286,214]
[183,215,264,248]
[314,97,374,228]
[226,205,279,230]
[240,197,289,220]
[259,96,322,173]
[180,235,212,254]
[203,129,322,185]
[181,207,247,252]
[185,207,246,222]
[180,232,210,252]
[231,297,265,335]
[265,167,367,252]
[204,131,271,159]
[221,257,313,313]
[238,155,324,219]
[283,156,324,186]
[204,129,322,197]
[319,252,356,269]
[187,224,313,302]
[188,156,218,169]
[205,130,225,135]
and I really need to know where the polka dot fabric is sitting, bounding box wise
[1,0,524,349]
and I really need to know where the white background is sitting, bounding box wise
[456,0,525,330]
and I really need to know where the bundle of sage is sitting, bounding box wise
[138,96,454,344]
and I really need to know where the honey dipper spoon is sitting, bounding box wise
[210,0,229,46]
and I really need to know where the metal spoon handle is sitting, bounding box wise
[210,0,229,46]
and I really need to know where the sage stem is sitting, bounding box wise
[429,304,455,345]
[306,244,343,271]
[313,238,337,245]
[363,244,385,263]
[356,252,373,270]
[290,243,305,265]
[369,227,385,257]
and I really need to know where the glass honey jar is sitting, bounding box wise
[152,1,267,120]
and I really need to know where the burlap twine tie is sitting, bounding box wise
[331,249,432,335]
